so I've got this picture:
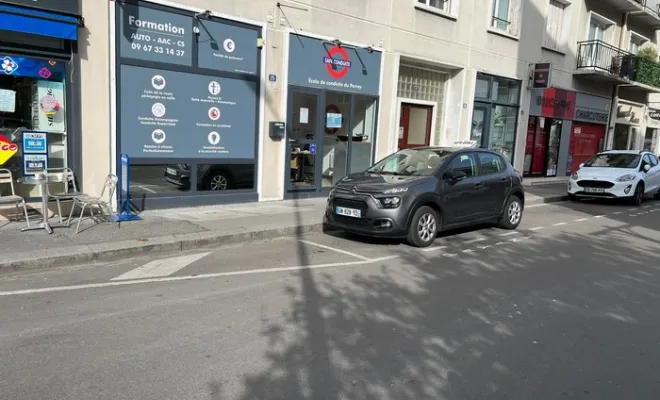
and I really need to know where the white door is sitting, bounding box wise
[587,20,606,67]
[644,154,660,193]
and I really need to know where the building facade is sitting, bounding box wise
[2,0,660,208]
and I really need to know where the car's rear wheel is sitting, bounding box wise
[630,183,644,206]
[205,171,232,191]
[499,195,523,230]
[406,206,439,248]
[568,193,579,202]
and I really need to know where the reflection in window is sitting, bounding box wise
[323,91,350,187]
[449,153,477,177]
[196,163,255,191]
[490,105,517,161]
[350,95,378,174]
[491,76,520,105]
[131,164,191,195]
[477,152,504,175]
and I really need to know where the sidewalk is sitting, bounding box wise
[0,185,567,269]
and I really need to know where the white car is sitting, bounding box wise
[567,150,660,206]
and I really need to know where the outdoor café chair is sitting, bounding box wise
[67,174,118,234]
[0,168,31,227]
[46,167,84,224]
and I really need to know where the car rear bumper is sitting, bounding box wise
[567,179,636,198]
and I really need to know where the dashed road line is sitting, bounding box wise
[422,245,448,253]
[530,226,544,231]
[574,218,588,222]
[593,215,605,218]
[465,237,487,244]
[554,222,568,226]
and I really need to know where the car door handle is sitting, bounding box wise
[500,177,509,183]
[474,182,484,189]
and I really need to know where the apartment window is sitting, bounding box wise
[490,0,521,36]
[629,31,649,54]
[416,0,459,17]
[543,0,568,51]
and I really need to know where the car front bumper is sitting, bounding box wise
[323,194,409,238]
[567,178,638,198]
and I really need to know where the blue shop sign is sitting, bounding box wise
[0,55,65,80]
[22,131,47,153]
[288,34,382,96]
[197,19,259,75]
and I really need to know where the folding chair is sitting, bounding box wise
[67,174,118,234]
[0,169,31,227]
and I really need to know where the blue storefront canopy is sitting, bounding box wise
[0,4,79,40]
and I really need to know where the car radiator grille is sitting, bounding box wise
[577,180,615,189]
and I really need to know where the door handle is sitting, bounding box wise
[500,177,509,183]
[474,182,484,189]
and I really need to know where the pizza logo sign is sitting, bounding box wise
[323,46,351,79]
[0,134,18,165]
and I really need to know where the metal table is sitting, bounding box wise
[18,175,69,234]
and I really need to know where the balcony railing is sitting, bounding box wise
[632,0,660,18]
[576,40,660,89]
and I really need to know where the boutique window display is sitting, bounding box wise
[0,55,68,197]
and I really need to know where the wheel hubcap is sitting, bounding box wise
[417,213,436,242]
[508,201,522,225]
[210,175,228,190]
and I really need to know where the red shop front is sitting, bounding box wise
[566,122,605,174]
[523,88,575,177]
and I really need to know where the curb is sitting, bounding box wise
[0,195,568,270]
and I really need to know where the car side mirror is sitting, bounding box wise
[643,163,651,172]
[579,163,584,168]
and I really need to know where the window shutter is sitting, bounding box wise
[508,0,522,36]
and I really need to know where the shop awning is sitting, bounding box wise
[0,4,80,41]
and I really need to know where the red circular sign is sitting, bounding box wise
[325,46,350,79]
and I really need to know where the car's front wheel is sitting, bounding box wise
[630,183,644,206]
[406,206,439,248]
[499,195,523,230]
[205,171,232,191]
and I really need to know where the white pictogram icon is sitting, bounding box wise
[208,81,221,95]
[223,38,235,53]
[151,129,166,144]
[151,75,166,90]
[208,131,220,145]
[208,107,220,121]
[151,103,166,117]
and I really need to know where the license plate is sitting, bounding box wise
[585,188,605,193]
[166,168,177,176]
[336,206,361,218]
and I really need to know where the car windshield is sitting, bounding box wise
[583,153,640,169]
[366,149,453,176]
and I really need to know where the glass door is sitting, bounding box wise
[471,103,491,148]
[287,90,321,191]
[323,91,351,188]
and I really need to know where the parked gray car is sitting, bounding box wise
[323,146,525,247]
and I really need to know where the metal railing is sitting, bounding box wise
[631,0,660,18]
[576,39,660,89]
[576,40,637,80]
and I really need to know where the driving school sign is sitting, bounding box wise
[288,34,382,95]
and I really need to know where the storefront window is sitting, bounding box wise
[0,56,68,198]
[351,95,378,173]
[471,73,521,161]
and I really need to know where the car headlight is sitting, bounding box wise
[383,187,408,194]
[616,174,636,182]
[378,196,401,208]
[570,172,578,180]
[328,188,335,199]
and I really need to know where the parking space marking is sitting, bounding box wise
[553,222,568,226]
[499,232,518,237]
[422,245,448,253]
[300,240,371,261]
[111,252,212,281]
[0,256,399,297]
[530,226,544,231]
[593,215,605,218]
[574,218,588,222]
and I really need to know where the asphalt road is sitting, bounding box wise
[2,199,660,399]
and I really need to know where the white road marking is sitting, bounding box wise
[593,215,605,218]
[510,236,531,243]
[574,218,588,222]
[612,211,622,215]
[111,252,212,281]
[443,253,458,257]
[462,249,475,253]
[300,240,370,261]
[530,226,544,231]
[137,185,157,194]
[422,245,448,253]
[526,204,548,208]
[465,238,487,244]
[553,222,567,226]
[495,242,505,246]
[478,245,492,250]
[499,232,518,237]
[0,256,398,297]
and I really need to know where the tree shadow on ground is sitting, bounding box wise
[209,208,660,399]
